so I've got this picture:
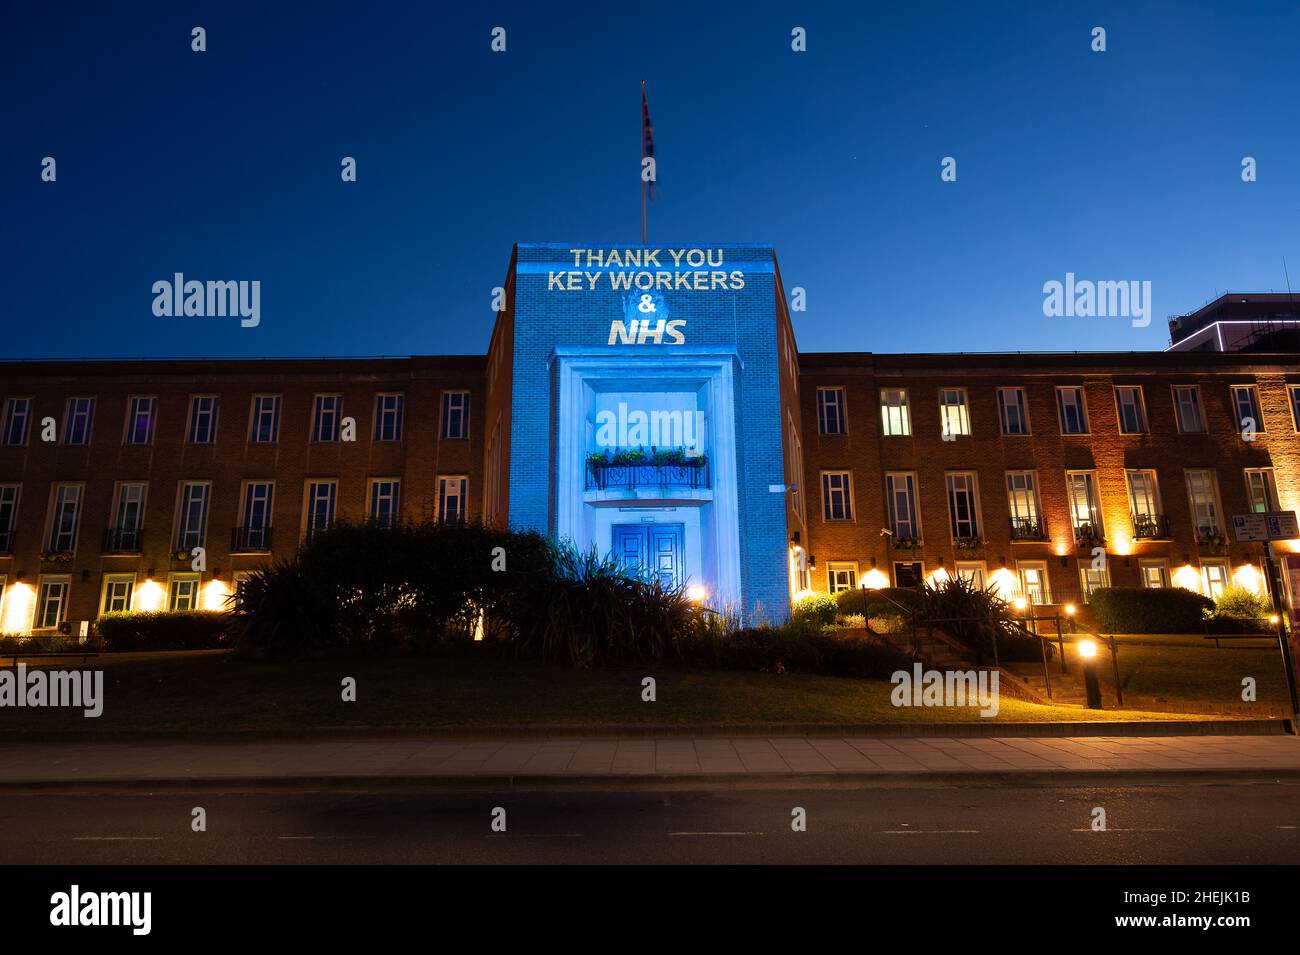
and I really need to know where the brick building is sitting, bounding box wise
[1,244,1298,633]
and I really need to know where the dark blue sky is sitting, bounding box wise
[4,1,1298,360]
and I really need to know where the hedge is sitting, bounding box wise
[96,611,233,651]
[1088,587,1213,633]
[683,624,912,678]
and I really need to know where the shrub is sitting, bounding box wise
[96,611,231,651]
[910,576,1048,664]
[1212,585,1272,620]
[834,586,917,620]
[1088,586,1213,633]
[792,590,838,627]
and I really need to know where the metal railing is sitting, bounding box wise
[231,525,273,552]
[102,526,142,553]
[1131,512,1171,540]
[1008,517,1045,540]
[587,460,710,491]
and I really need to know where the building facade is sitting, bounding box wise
[1,245,1299,633]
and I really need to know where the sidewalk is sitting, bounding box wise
[4,734,1300,789]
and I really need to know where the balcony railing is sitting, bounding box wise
[102,526,142,553]
[1072,520,1104,545]
[231,525,273,552]
[1131,512,1171,540]
[1008,517,1045,541]
[587,457,710,492]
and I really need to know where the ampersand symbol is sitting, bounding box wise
[637,294,656,314]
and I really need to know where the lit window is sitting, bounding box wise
[249,395,281,444]
[945,472,980,541]
[826,562,858,594]
[437,475,467,524]
[1184,470,1221,538]
[938,388,970,438]
[125,397,157,445]
[821,471,854,521]
[1115,386,1147,434]
[879,389,910,437]
[35,577,70,629]
[168,574,200,611]
[1290,385,1300,433]
[1126,470,1166,539]
[1244,468,1279,513]
[63,397,95,445]
[312,394,342,442]
[955,561,986,589]
[101,574,136,614]
[1079,564,1110,601]
[1056,387,1088,435]
[369,479,401,528]
[1,398,32,446]
[1172,385,1204,433]
[1140,561,1169,589]
[997,387,1029,435]
[1017,561,1051,605]
[374,394,404,442]
[441,391,470,440]
[187,396,219,444]
[1006,471,1043,540]
[817,387,848,435]
[1230,384,1264,435]
[1065,470,1103,540]
[1201,561,1229,600]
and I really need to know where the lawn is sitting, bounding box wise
[1097,641,1292,716]
[0,649,1208,733]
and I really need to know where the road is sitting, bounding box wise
[2,780,1299,864]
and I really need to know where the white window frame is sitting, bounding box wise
[187,395,220,445]
[1079,564,1111,601]
[0,484,19,554]
[1065,470,1103,539]
[945,472,981,541]
[304,480,338,539]
[821,470,854,522]
[938,388,970,438]
[1201,560,1230,600]
[311,394,342,443]
[34,575,71,630]
[826,561,858,594]
[1139,560,1170,589]
[373,393,404,443]
[101,573,137,614]
[1172,385,1205,434]
[440,390,470,440]
[1,397,32,446]
[1230,384,1264,435]
[1244,468,1279,513]
[175,481,211,551]
[437,475,468,524]
[955,561,986,589]
[168,572,201,612]
[124,396,157,446]
[1114,385,1147,435]
[1016,560,1052,605]
[1006,470,1041,537]
[997,387,1030,436]
[1184,469,1222,538]
[62,396,95,446]
[817,386,848,436]
[879,389,911,437]
[368,478,401,528]
[249,394,282,444]
[46,483,83,554]
[1055,386,1089,435]
[884,471,920,541]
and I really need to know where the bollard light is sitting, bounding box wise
[1077,639,1097,658]
[1064,603,1077,617]
[1012,596,1027,612]
[1270,614,1280,625]
[1078,639,1102,708]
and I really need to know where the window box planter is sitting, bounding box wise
[891,536,922,553]
[39,550,75,563]
[954,537,985,557]
[586,449,709,491]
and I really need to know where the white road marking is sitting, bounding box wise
[878,830,981,835]
[72,836,163,841]
[668,831,762,836]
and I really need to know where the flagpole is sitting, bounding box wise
[640,80,647,245]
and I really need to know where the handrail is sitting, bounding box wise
[1065,616,1123,706]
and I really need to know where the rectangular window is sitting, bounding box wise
[168,574,200,612]
[787,417,804,521]
[1006,471,1043,539]
[1172,385,1205,433]
[1140,560,1170,589]
[1201,560,1230,600]
[1115,386,1147,434]
[1184,470,1222,538]
[249,395,281,444]
[1065,470,1103,540]
[826,562,858,594]
[1290,385,1300,433]
[47,484,82,554]
[1244,468,1279,513]
[374,393,404,442]
[1126,470,1166,539]
[997,387,1030,435]
[0,485,18,554]
[125,396,157,445]
[879,389,911,437]
[1230,384,1264,434]
[101,574,136,614]
[1017,560,1051,605]
[305,480,338,539]
[1056,387,1089,435]
[440,391,470,440]
[486,414,503,520]
[35,577,70,629]
[1080,564,1110,601]
[884,472,920,541]
[437,475,467,524]
[176,482,210,551]
[237,481,274,551]
[821,471,854,521]
[368,479,401,529]
[893,561,923,589]
[109,482,147,552]
[311,394,342,442]
[817,387,848,435]
[187,396,219,444]
[946,472,981,541]
[1,397,32,446]
[63,397,95,445]
[938,388,970,438]
[955,561,986,589]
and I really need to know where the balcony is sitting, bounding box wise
[1131,512,1171,540]
[1073,521,1104,546]
[231,525,273,553]
[586,452,709,492]
[102,526,142,554]
[1008,517,1045,541]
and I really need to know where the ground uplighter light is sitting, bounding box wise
[1077,639,1102,709]
[686,585,707,604]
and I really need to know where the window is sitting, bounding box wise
[486,414,503,521]
[893,561,923,589]
[826,562,858,594]
[946,472,980,541]
[821,471,854,521]
[1230,384,1264,435]
[125,396,157,445]
[47,484,82,554]
[997,387,1029,435]
[1244,468,1279,513]
[879,389,911,436]
[0,485,18,553]
[312,394,342,442]
[441,391,470,440]
[109,482,146,552]
[63,397,95,445]
[1056,387,1088,435]
[955,561,986,589]
[1065,470,1103,540]
[1115,386,1147,434]
[1080,564,1110,601]
[237,481,274,550]
[1184,470,1222,538]
[817,387,848,435]
[168,574,200,612]
[175,482,210,551]
[374,393,404,442]
[1201,560,1230,600]
[1140,560,1169,589]
[1290,385,1300,433]
[305,480,338,539]
[1017,561,1051,605]
[884,472,920,541]
[938,388,970,438]
[437,475,467,524]
[368,479,401,528]
[249,395,281,444]
[35,577,70,629]
[1172,385,1205,433]
[1126,470,1166,539]
[1,397,32,446]
[187,396,219,444]
[101,574,136,614]
[1006,471,1043,539]
[787,416,804,521]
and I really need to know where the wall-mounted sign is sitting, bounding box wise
[1232,511,1299,542]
